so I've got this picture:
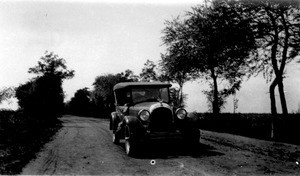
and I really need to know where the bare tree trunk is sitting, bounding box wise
[269,78,278,139]
[211,72,219,114]
[278,79,288,114]
[266,8,279,115]
[270,78,278,115]
[179,84,183,107]
[278,12,289,115]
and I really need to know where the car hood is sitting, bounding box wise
[130,102,172,113]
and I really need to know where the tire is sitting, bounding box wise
[109,117,113,130]
[111,116,118,132]
[113,132,119,144]
[124,125,138,156]
[111,115,120,144]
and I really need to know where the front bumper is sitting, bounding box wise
[143,130,183,142]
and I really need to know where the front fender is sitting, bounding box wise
[124,116,142,130]
[124,116,144,139]
[110,112,119,131]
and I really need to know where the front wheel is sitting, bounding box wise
[125,126,138,156]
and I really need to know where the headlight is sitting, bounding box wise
[138,109,150,121]
[176,108,187,120]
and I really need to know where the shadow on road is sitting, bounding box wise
[121,141,224,159]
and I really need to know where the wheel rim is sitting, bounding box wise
[125,126,130,154]
[125,140,130,154]
[113,133,116,142]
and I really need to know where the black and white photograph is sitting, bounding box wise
[1,0,300,175]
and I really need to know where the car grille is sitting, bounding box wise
[149,107,173,132]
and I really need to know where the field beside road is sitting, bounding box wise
[21,115,300,175]
[0,110,60,175]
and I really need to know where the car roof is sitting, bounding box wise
[113,82,172,91]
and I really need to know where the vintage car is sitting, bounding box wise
[109,82,200,156]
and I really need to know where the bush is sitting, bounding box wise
[0,110,61,174]
[65,88,94,117]
[196,113,300,145]
[274,114,300,144]
[15,76,64,122]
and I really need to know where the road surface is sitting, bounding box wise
[22,115,300,175]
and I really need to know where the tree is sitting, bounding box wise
[240,0,300,115]
[162,1,256,113]
[67,87,92,116]
[140,60,158,82]
[93,74,122,108]
[0,87,14,104]
[15,80,34,112]
[169,87,187,108]
[91,71,133,117]
[203,83,228,112]
[15,51,74,121]
[160,45,196,107]
[28,51,74,80]
[15,76,63,120]
[233,95,239,113]
[120,69,139,82]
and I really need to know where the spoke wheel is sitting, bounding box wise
[125,126,137,156]
[125,139,131,155]
[113,132,119,144]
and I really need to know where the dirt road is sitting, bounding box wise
[22,115,300,175]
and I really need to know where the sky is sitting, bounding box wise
[0,0,300,113]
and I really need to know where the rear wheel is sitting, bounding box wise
[113,132,119,144]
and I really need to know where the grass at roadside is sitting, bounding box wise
[0,110,61,174]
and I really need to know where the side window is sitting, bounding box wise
[116,89,131,106]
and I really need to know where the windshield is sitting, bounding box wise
[132,87,169,104]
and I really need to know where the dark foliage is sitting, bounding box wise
[0,52,72,173]
[140,60,158,82]
[28,51,74,80]
[160,54,193,108]
[15,76,64,121]
[162,1,256,114]
[66,87,93,116]
[0,87,14,104]
[91,72,136,118]
[0,110,61,174]
[238,0,300,115]
[169,87,187,108]
[15,51,74,122]
[195,113,300,145]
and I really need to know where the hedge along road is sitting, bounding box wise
[22,115,300,175]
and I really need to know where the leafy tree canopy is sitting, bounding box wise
[0,87,14,104]
[28,51,74,80]
[120,69,139,82]
[238,0,300,114]
[67,87,92,116]
[91,71,137,117]
[162,0,256,113]
[15,51,74,120]
[140,60,158,82]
